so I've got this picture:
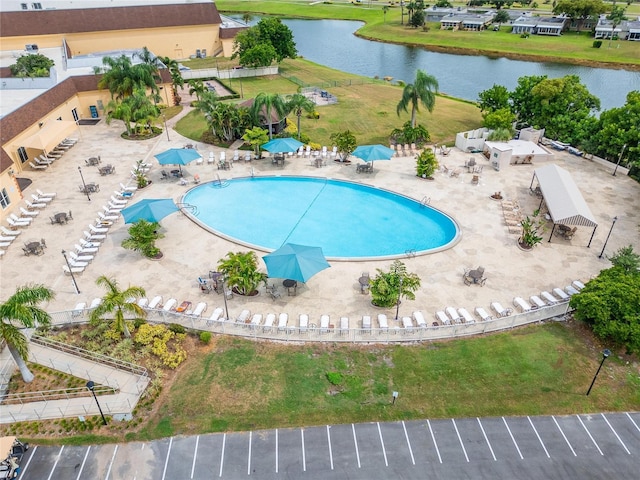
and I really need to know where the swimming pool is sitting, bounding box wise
[182,176,460,260]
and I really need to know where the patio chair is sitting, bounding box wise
[161,170,170,180]
[147,296,163,309]
[299,314,309,332]
[413,311,427,328]
[513,297,531,312]
[84,230,106,241]
[75,242,98,254]
[7,217,30,228]
[277,313,288,331]
[267,284,281,301]
[207,307,224,326]
[529,295,546,309]
[565,285,580,296]
[320,314,331,333]
[457,308,475,324]
[29,161,47,170]
[540,291,558,305]
[25,200,47,210]
[264,313,276,332]
[90,298,103,309]
[63,265,85,275]
[1,227,21,237]
[445,307,461,324]
[491,302,512,317]
[191,302,207,317]
[377,314,389,332]
[572,280,585,291]
[435,310,450,325]
[401,316,414,332]
[362,315,371,333]
[208,152,215,165]
[137,298,148,308]
[20,207,38,218]
[89,224,108,234]
[69,251,93,263]
[552,287,570,301]
[233,150,240,163]
[237,309,251,324]
[339,316,349,335]
[244,152,252,163]
[163,298,177,312]
[474,307,492,321]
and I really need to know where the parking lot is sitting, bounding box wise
[17,412,639,479]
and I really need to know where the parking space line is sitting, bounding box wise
[76,446,91,480]
[247,431,252,475]
[601,414,631,454]
[401,421,416,465]
[326,425,334,470]
[161,437,173,480]
[105,445,118,480]
[133,444,145,480]
[427,419,442,464]
[577,415,603,456]
[352,423,361,468]
[451,419,469,462]
[527,416,550,458]
[219,433,226,477]
[626,412,640,433]
[476,418,497,461]
[552,416,577,456]
[46,445,64,480]
[377,422,389,467]
[190,436,199,479]
[301,429,306,472]
[19,445,36,477]
[502,417,523,459]
[275,429,279,474]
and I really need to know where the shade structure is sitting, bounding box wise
[263,243,330,283]
[154,148,202,173]
[352,144,395,162]
[261,137,304,153]
[22,120,79,154]
[120,198,179,224]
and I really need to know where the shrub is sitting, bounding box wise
[593,40,603,48]
[326,371,344,385]
[416,149,438,178]
[200,331,212,344]
[168,323,186,334]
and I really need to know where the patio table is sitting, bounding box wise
[52,212,68,225]
[283,279,297,296]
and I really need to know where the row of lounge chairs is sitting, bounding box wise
[391,143,418,157]
[1,190,57,257]
[28,138,77,171]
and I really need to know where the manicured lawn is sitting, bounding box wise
[176,58,482,146]
[216,0,640,68]
[135,322,640,439]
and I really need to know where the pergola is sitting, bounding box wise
[530,164,598,246]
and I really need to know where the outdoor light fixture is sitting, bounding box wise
[61,250,80,294]
[586,349,611,396]
[220,276,230,321]
[162,114,170,141]
[612,144,627,176]
[395,276,403,321]
[86,380,108,425]
[598,216,618,259]
[78,166,90,201]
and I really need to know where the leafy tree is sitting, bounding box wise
[10,53,54,78]
[122,219,164,259]
[95,54,158,101]
[106,88,160,136]
[217,251,267,296]
[159,56,184,105]
[240,42,278,68]
[370,260,421,308]
[256,18,297,62]
[133,46,162,85]
[106,99,134,136]
[570,267,640,355]
[251,92,287,140]
[233,18,297,66]
[409,10,425,28]
[383,5,390,23]
[397,69,439,128]
[608,245,640,274]
[478,84,510,113]
[0,284,54,382]
[188,79,208,102]
[242,126,269,158]
[607,6,627,47]
[487,127,513,141]
[90,276,146,338]
[436,0,453,6]
[286,93,316,140]
[330,130,357,162]
[483,107,516,131]
[390,121,430,146]
[493,10,511,26]
[553,0,607,32]
[489,0,514,8]
[242,13,253,25]
[416,148,439,178]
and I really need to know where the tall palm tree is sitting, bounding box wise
[0,284,54,383]
[286,93,315,140]
[96,55,158,101]
[89,276,146,338]
[251,92,287,140]
[396,69,439,128]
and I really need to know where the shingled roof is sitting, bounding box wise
[0,3,222,37]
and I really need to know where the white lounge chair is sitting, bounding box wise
[25,200,47,210]
[530,295,546,309]
[29,161,47,170]
[458,308,475,324]
[413,311,427,328]
[79,238,100,248]
[207,307,224,325]
[552,288,570,301]
[120,182,137,192]
[148,296,163,309]
[513,297,531,312]
[69,251,93,263]
[565,285,580,296]
[32,194,52,203]
[0,235,16,243]
[237,309,251,323]
[264,313,276,332]
[1,227,21,237]
[320,314,331,333]
[63,265,84,275]
[362,315,371,332]
[233,150,239,163]
[68,258,88,268]
[339,316,349,334]
[491,302,512,317]
[72,303,86,317]
[474,307,492,321]
[208,151,215,164]
[110,196,128,205]
[7,218,30,228]
[89,224,108,234]
[90,298,102,309]
[435,310,450,325]
[377,314,389,331]
[98,212,118,223]
[299,314,309,332]
[572,280,586,290]
[401,316,414,331]
[540,291,558,305]
[0,241,11,249]
[192,302,207,317]
[277,313,288,331]
[137,298,148,308]
[163,298,177,311]
[84,230,106,241]
[445,306,461,324]
[36,189,56,199]
[19,207,38,218]
[249,314,262,328]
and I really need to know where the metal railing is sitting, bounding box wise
[2,385,116,405]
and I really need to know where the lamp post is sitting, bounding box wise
[400,1,405,25]
[220,276,230,321]
[86,380,108,425]
[586,349,611,396]
[61,250,80,294]
[395,276,403,321]
[612,143,627,176]
[598,216,618,259]
[162,114,170,141]
[78,166,90,201]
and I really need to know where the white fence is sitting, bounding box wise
[181,66,278,81]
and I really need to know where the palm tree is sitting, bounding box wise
[382,5,389,23]
[286,93,315,140]
[159,56,184,104]
[188,79,208,102]
[96,55,158,101]
[396,69,439,128]
[242,13,253,25]
[89,276,146,338]
[251,92,287,140]
[0,284,54,383]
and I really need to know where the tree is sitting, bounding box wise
[330,130,357,162]
[10,53,54,78]
[242,13,253,25]
[133,46,162,85]
[478,84,510,113]
[122,219,164,259]
[217,251,267,296]
[608,245,640,274]
[493,10,511,27]
[416,148,439,178]
[553,0,607,32]
[286,93,316,140]
[106,88,160,136]
[239,43,278,68]
[0,285,54,383]
[483,107,516,131]
[95,54,158,101]
[105,99,134,136]
[233,18,297,66]
[159,56,184,105]
[251,92,287,140]
[390,121,430,146]
[90,276,146,339]
[607,6,626,47]
[409,10,425,28]
[369,260,421,308]
[488,0,514,8]
[397,69,439,128]
[256,18,297,62]
[242,126,269,159]
[383,5,389,23]
[188,79,208,102]
[487,127,513,141]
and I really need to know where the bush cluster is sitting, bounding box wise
[134,324,187,369]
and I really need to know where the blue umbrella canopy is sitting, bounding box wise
[263,243,331,283]
[154,148,202,172]
[120,198,179,224]
[262,137,304,153]
[352,144,395,162]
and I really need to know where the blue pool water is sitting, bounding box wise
[183,177,459,260]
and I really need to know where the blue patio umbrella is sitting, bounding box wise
[154,148,202,173]
[263,243,331,284]
[120,198,180,224]
[261,137,304,153]
[351,144,395,167]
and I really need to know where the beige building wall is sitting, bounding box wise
[221,38,237,58]
[1,34,64,51]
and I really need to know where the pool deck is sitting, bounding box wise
[2,111,639,332]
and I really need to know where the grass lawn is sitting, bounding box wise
[135,322,640,439]
[176,58,482,146]
[216,0,640,68]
